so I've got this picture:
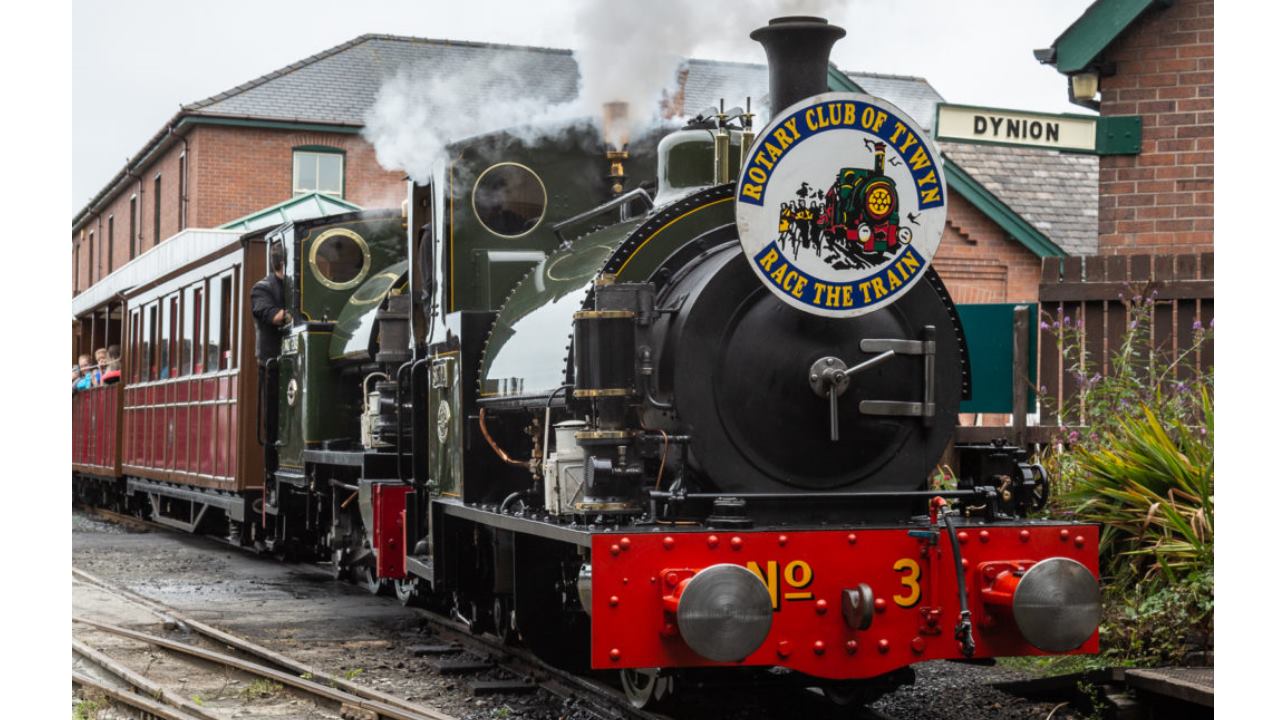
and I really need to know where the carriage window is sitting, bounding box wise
[191,285,204,374]
[309,228,369,290]
[163,295,178,379]
[206,278,222,372]
[145,304,158,382]
[182,285,200,375]
[472,162,546,238]
[218,273,234,370]
[129,310,141,383]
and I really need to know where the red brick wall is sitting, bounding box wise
[934,194,1043,304]
[1096,0,1213,255]
[72,135,194,295]
[72,125,405,297]
[191,126,403,228]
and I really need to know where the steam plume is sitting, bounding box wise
[363,0,850,181]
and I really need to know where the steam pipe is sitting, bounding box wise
[750,16,846,115]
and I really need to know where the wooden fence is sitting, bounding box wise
[1037,252,1214,426]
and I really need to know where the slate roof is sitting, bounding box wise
[184,35,580,124]
[941,142,1099,256]
[82,34,1099,256]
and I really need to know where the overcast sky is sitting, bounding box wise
[72,0,1093,214]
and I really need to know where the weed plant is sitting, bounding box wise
[1035,291,1213,667]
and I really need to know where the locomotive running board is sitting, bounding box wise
[858,327,937,424]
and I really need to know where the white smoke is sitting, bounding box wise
[363,53,587,182]
[363,0,852,180]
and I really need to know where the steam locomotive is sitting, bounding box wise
[820,142,908,254]
[72,15,1101,708]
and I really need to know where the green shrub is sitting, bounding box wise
[1098,561,1213,666]
[1039,295,1212,581]
[1068,390,1212,581]
[1036,292,1213,665]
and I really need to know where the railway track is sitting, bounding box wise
[72,562,668,720]
[74,509,898,720]
[73,568,454,720]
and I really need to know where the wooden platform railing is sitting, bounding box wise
[1037,252,1214,426]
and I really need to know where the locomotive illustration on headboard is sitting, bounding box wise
[776,141,912,272]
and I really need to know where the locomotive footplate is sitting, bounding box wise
[588,522,1100,678]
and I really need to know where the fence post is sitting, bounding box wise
[1012,305,1029,448]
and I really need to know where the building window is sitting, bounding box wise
[293,149,344,197]
[107,216,115,273]
[178,153,187,230]
[129,194,138,259]
[153,174,163,247]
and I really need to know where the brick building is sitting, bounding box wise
[1038,0,1213,255]
[73,34,1098,305]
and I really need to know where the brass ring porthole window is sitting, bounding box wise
[471,162,547,238]
[309,228,371,290]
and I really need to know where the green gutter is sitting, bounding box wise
[944,159,1066,258]
[1048,0,1166,73]
[178,114,364,135]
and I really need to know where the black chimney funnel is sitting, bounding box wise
[750,16,847,116]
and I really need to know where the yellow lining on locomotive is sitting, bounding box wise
[614,197,733,276]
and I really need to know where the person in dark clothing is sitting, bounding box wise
[251,243,291,471]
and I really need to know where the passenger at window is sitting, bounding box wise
[74,354,98,392]
[94,348,108,380]
[102,345,122,385]
[251,243,291,471]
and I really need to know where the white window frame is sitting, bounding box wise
[292,150,345,198]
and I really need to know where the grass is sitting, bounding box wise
[71,698,103,720]
[240,678,284,701]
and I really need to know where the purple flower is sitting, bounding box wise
[1199,427,1207,436]
[1210,318,1215,328]
[1129,320,1138,329]
[1064,315,1072,326]
[1040,321,1050,330]
[1068,430,1080,443]
[1192,319,1202,331]
[1175,382,1188,393]
[1053,321,1060,329]
[1040,385,1048,394]
[1091,373,1102,384]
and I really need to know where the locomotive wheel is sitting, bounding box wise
[360,563,391,596]
[493,596,517,645]
[620,668,674,709]
[394,577,421,606]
